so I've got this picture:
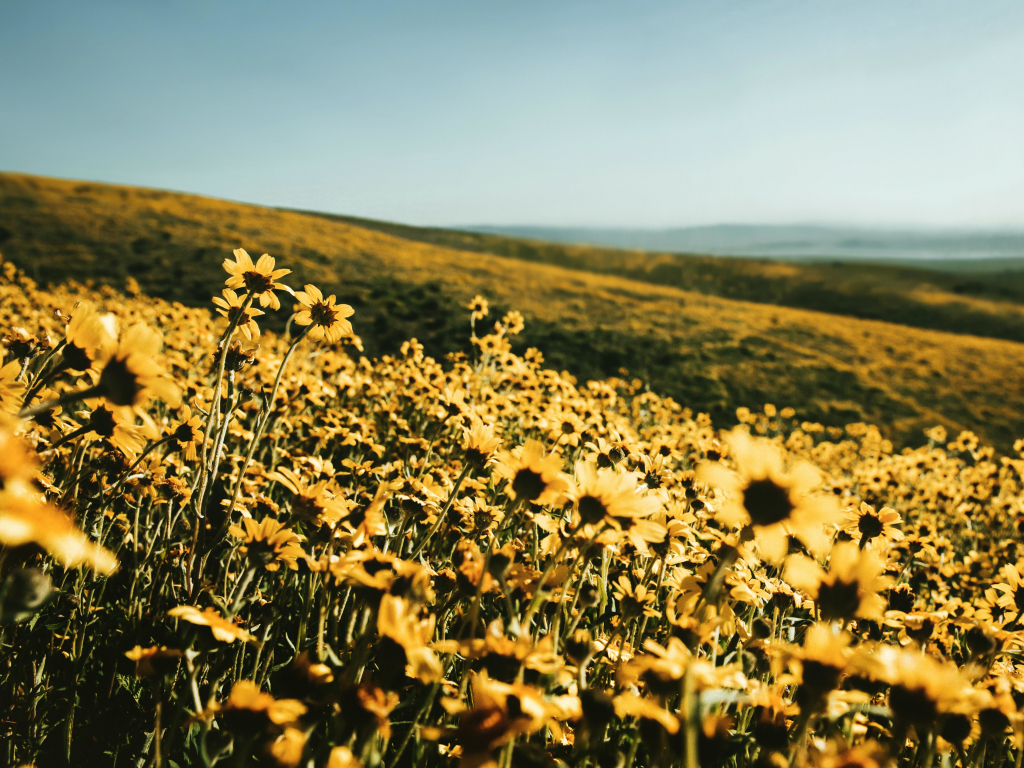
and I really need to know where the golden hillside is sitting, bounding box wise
[1,171,1022,450]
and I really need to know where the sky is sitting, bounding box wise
[2,1,1023,229]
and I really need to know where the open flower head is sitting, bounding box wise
[229,517,306,571]
[61,303,117,372]
[96,323,181,415]
[294,284,354,342]
[212,288,264,340]
[494,439,570,506]
[0,358,25,414]
[784,542,891,623]
[167,605,256,643]
[222,248,294,310]
[0,422,118,574]
[697,428,839,562]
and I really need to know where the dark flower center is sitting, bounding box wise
[242,270,274,294]
[1013,587,1024,613]
[889,684,938,727]
[174,423,197,443]
[310,301,338,327]
[61,341,93,371]
[561,421,576,434]
[578,495,608,524]
[512,468,546,502]
[98,357,142,406]
[887,584,916,613]
[743,478,794,527]
[87,406,118,437]
[800,660,843,693]
[857,512,885,540]
[817,578,862,622]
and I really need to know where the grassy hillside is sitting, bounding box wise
[2,171,1024,451]
[297,209,1024,343]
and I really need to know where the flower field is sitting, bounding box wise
[1,247,1023,768]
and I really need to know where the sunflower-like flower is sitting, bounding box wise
[421,670,577,767]
[228,517,306,571]
[466,294,489,322]
[266,466,351,528]
[95,323,181,421]
[993,564,1024,625]
[375,594,443,685]
[0,422,118,574]
[784,623,854,709]
[171,405,204,461]
[210,680,307,734]
[60,303,117,372]
[78,402,148,459]
[569,461,662,526]
[841,502,903,551]
[564,462,663,552]
[167,605,256,643]
[784,541,891,623]
[463,417,502,469]
[124,645,184,677]
[612,573,661,620]
[222,248,294,310]
[0,359,25,414]
[697,428,840,562]
[212,288,264,340]
[494,439,570,506]
[856,644,989,735]
[294,284,354,343]
[546,407,586,447]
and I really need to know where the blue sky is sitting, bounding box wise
[2,1,1022,228]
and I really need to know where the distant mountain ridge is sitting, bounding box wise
[465,224,1024,264]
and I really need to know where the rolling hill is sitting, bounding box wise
[2,170,1023,451]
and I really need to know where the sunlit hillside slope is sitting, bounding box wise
[300,211,1024,343]
[1,171,1023,450]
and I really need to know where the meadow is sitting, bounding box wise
[3,173,1024,454]
[1,243,1024,768]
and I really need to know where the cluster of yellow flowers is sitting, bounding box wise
[0,249,1023,768]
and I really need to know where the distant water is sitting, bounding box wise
[466,224,1024,264]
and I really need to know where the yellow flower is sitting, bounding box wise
[171,405,204,461]
[228,517,306,572]
[96,323,181,419]
[0,424,118,574]
[841,501,903,550]
[784,541,891,623]
[494,439,570,506]
[167,605,256,643]
[124,645,183,677]
[463,417,502,469]
[212,288,264,340]
[993,564,1024,625]
[293,284,354,342]
[222,248,294,310]
[327,747,363,768]
[569,461,662,526]
[466,294,489,321]
[376,594,443,684]
[0,495,119,575]
[269,727,308,768]
[213,679,307,730]
[61,303,117,371]
[697,428,839,562]
[0,359,25,414]
[612,573,660,620]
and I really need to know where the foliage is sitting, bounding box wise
[2,250,1024,768]
[3,173,1024,452]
